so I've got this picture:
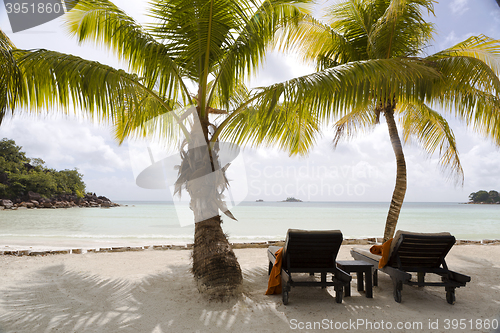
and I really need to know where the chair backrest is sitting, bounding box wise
[388,230,456,269]
[283,229,343,270]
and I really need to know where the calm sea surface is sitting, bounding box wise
[1,201,499,249]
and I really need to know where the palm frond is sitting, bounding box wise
[427,35,500,75]
[0,29,16,49]
[111,93,185,145]
[427,46,500,145]
[0,29,22,124]
[210,0,310,108]
[209,78,251,113]
[369,0,435,58]
[398,102,464,184]
[13,49,139,116]
[219,101,321,156]
[442,87,500,145]
[276,14,359,70]
[64,0,190,102]
[253,57,442,124]
[326,0,375,59]
[148,0,252,80]
[12,49,181,148]
[332,104,377,147]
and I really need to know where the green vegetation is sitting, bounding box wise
[469,190,500,204]
[283,197,302,202]
[0,138,85,199]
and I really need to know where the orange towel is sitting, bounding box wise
[370,238,393,269]
[265,247,283,295]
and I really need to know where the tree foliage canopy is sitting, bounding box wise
[0,138,86,199]
[469,190,500,203]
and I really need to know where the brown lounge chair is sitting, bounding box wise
[267,229,351,305]
[351,230,471,304]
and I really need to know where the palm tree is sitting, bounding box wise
[3,0,317,298]
[224,0,500,241]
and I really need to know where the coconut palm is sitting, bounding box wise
[307,0,500,240]
[3,0,317,298]
[223,0,500,241]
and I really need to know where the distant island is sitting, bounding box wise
[282,197,302,202]
[0,138,119,210]
[469,190,500,204]
[256,199,264,202]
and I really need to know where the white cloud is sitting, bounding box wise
[439,30,478,50]
[449,0,469,16]
[0,116,129,173]
[247,51,315,88]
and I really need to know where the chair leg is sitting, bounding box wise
[282,289,289,305]
[445,287,456,305]
[392,277,403,303]
[334,285,343,303]
[282,274,291,305]
[417,272,425,286]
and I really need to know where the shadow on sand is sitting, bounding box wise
[0,263,290,332]
[0,258,492,332]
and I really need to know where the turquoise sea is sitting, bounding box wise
[1,201,499,249]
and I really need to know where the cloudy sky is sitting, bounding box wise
[1,0,500,203]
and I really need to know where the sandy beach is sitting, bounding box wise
[0,245,499,333]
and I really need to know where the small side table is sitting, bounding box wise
[336,260,374,298]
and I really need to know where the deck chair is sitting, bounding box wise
[351,230,471,304]
[267,229,351,305]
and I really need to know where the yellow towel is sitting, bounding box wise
[370,238,393,268]
[265,247,283,295]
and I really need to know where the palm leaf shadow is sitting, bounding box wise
[0,264,137,332]
[0,263,292,332]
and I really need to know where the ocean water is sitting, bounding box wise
[0,201,499,249]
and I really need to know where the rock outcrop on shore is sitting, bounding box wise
[0,191,119,210]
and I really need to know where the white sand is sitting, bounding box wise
[0,245,499,332]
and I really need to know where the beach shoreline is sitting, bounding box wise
[1,237,500,256]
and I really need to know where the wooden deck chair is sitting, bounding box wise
[351,230,471,304]
[267,229,351,305]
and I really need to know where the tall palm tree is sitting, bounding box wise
[223,0,500,241]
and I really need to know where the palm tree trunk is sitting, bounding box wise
[383,105,407,242]
[184,112,242,299]
[192,216,243,299]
